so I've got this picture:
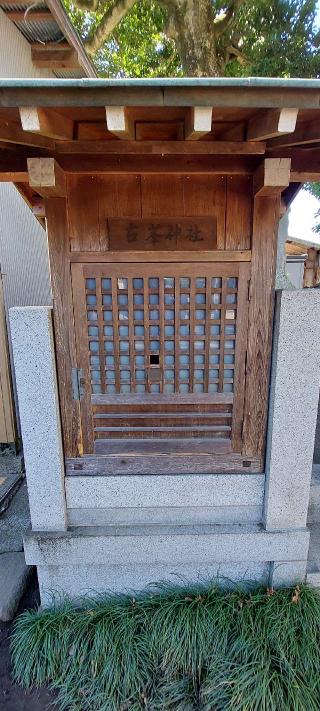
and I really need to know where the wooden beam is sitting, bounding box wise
[20,107,73,141]
[0,155,28,182]
[32,201,46,219]
[267,148,320,181]
[57,154,257,175]
[69,249,252,263]
[1,0,36,5]
[0,118,54,150]
[247,108,298,142]
[55,139,266,155]
[242,195,280,460]
[185,107,213,140]
[0,171,28,182]
[5,10,53,21]
[268,120,320,149]
[253,158,291,196]
[27,157,66,197]
[105,106,133,139]
[31,44,79,70]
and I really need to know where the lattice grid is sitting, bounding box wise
[85,275,238,395]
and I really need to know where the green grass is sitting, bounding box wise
[10,581,320,711]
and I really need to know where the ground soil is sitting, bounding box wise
[0,570,56,711]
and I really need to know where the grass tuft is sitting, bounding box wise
[10,581,320,710]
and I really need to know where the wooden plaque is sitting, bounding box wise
[107,217,217,251]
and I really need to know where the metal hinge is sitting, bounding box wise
[72,367,85,401]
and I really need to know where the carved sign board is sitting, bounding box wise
[107,217,217,251]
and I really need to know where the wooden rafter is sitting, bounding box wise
[247,108,298,142]
[31,43,79,70]
[268,120,320,149]
[0,119,54,150]
[105,106,133,139]
[27,157,66,197]
[19,107,74,141]
[185,107,213,140]
[5,10,53,22]
[253,158,291,196]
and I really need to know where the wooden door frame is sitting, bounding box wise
[71,257,250,458]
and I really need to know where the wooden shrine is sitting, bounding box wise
[3,78,320,596]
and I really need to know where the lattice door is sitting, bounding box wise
[71,262,250,454]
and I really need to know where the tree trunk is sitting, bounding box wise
[164,0,222,76]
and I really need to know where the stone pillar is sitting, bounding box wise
[264,289,320,531]
[10,307,66,531]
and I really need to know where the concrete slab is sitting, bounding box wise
[0,552,31,621]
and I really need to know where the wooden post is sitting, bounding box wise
[303,248,320,288]
[0,274,15,444]
[242,195,280,460]
[45,198,82,458]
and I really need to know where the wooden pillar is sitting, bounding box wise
[242,194,280,460]
[45,198,82,458]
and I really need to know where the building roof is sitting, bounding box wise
[0,76,319,218]
[0,0,96,78]
[286,242,307,257]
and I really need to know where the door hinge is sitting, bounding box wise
[72,367,84,401]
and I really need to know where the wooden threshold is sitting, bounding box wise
[66,438,262,475]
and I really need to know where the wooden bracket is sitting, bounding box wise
[27,158,66,197]
[31,43,79,70]
[185,107,213,140]
[20,106,74,141]
[253,158,291,197]
[105,106,133,139]
[247,108,298,142]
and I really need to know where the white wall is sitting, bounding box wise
[0,7,51,78]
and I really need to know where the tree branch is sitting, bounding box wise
[226,44,249,65]
[72,0,100,11]
[77,0,139,55]
[214,0,246,37]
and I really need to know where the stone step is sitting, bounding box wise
[0,552,31,621]
[24,525,310,604]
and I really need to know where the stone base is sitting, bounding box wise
[24,524,310,605]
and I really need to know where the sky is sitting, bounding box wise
[289,190,320,243]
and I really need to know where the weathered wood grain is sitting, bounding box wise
[242,195,280,459]
[45,198,82,458]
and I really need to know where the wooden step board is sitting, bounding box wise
[92,399,233,442]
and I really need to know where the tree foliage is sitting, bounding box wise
[306,183,320,234]
[64,0,320,78]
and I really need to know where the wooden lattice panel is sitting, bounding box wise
[72,262,250,451]
[84,271,238,395]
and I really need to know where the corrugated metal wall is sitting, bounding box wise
[0,6,52,313]
[0,8,52,430]
[0,184,52,310]
[0,7,51,78]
